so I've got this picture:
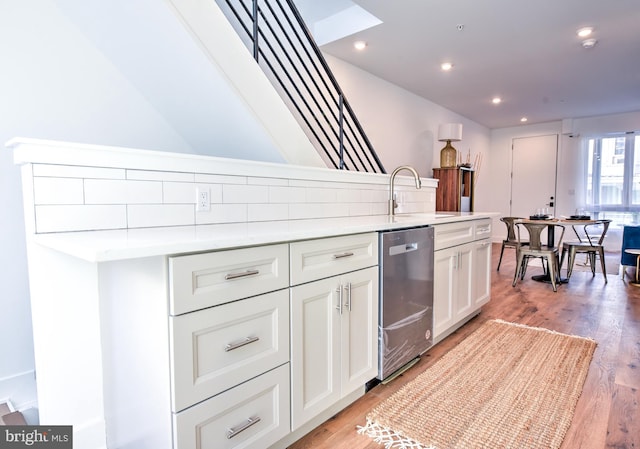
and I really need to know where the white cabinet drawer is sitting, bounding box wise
[170,290,289,412]
[290,233,378,285]
[434,221,475,250]
[174,364,290,449]
[474,218,492,239]
[169,244,289,315]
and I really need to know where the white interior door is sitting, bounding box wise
[510,134,559,218]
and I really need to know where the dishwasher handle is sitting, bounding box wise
[388,242,418,256]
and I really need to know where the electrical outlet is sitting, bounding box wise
[196,187,210,212]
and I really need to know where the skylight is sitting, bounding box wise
[294,0,382,46]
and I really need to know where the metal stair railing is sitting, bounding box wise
[216,0,386,173]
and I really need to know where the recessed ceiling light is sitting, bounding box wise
[582,38,598,49]
[520,117,528,123]
[577,27,594,38]
[441,62,453,71]
[492,97,502,105]
[354,41,367,51]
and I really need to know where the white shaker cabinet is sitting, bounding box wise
[289,234,379,431]
[168,244,291,449]
[433,241,474,338]
[433,219,492,342]
[22,219,491,448]
[474,239,492,308]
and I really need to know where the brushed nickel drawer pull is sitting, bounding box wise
[227,416,261,439]
[333,251,354,259]
[344,282,352,311]
[224,269,259,280]
[225,336,260,352]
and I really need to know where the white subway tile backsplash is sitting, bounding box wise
[306,188,338,203]
[399,203,424,214]
[248,203,289,222]
[33,164,125,180]
[372,189,389,203]
[36,205,127,233]
[247,176,288,186]
[162,182,223,204]
[400,189,426,202]
[26,150,436,234]
[33,177,84,205]
[162,182,197,204]
[348,202,373,216]
[269,186,306,203]
[288,179,333,189]
[126,169,195,182]
[203,184,223,203]
[360,189,378,203]
[196,173,246,185]
[289,203,349,220]
[289,178,360,189]
[84,179,163,204]
[195,204,247,225]
[223,184,269,204]
[340,189,363,203]
[127,204,195,228]
[372,202,389,215]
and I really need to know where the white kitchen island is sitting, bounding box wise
[11,138,496,449]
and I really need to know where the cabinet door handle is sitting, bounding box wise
[227,416,261,439]
[344,282,352,311]
[224,269,259,280]
[333,252,354,259]
[335,286,343,314]
[225,336,260,352]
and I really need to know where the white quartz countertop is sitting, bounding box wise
[33,212,498,262]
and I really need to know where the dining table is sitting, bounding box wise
[515,216,599,284]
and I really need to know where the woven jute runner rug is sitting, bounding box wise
[358,319,597,449]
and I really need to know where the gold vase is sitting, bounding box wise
[440,140,457,168]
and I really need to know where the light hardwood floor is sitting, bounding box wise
[288,243,639,449]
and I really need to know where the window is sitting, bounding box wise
[586,133,640,223]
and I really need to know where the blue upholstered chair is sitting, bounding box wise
[620,225,640,278]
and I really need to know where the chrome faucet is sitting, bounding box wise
[388,165,422,216]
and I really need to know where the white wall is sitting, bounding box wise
[487,112,640,242]
[324,54,491,182]
[0,0,294,416]
[0,0,179,414]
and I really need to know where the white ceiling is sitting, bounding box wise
[297,0,640,129]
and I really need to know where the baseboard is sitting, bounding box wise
[0,370,37,416]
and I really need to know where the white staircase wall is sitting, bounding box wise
[166,0,325,167]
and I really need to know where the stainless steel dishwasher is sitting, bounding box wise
[378,226,434,381]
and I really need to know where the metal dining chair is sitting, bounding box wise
[497,217,528,271]
[560,219,611,282]
[512,221,565,292]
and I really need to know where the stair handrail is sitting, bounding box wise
[217,0,386,173]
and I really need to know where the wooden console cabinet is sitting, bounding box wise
[433,167,474,212]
